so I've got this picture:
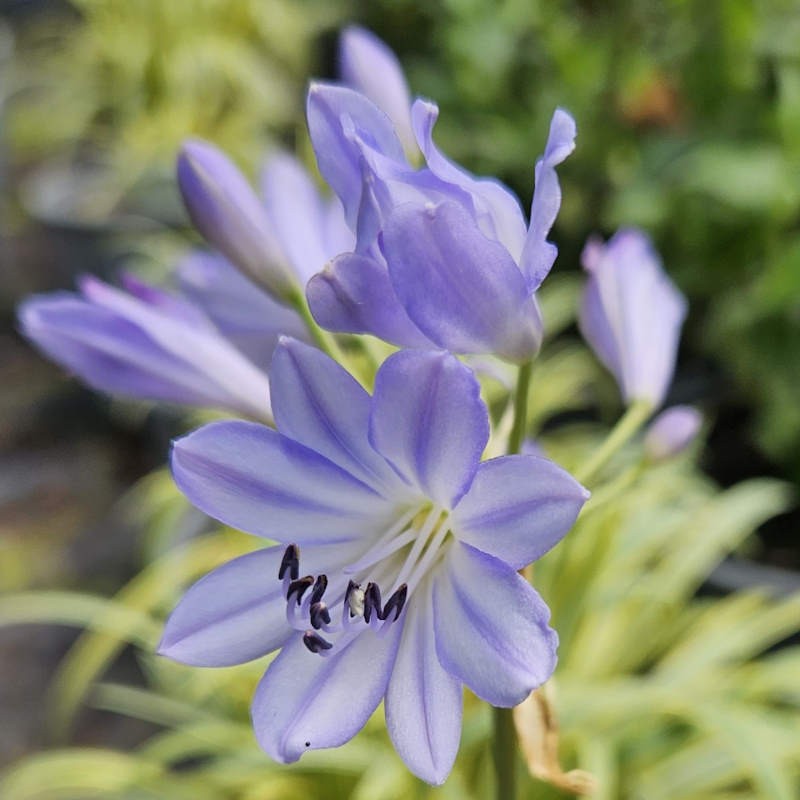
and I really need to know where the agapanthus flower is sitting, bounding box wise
[19,274,273,421]
[578,228,687,408]
[159,338,588,784]
[19,151,353,417]
[304,42,576,362]
[644,405,702,461]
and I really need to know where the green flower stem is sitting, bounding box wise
[575,399,653,487]
[288,289,346,363]
[492,361,533,800]
[507,360,533,456]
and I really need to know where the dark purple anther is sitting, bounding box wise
[310,574,328,605]
[287,575,314,604]
[278,544,300,581]
[379,583,407,621]
[363,582,382,624]
[303,630,333,654]
[309,602,331,630]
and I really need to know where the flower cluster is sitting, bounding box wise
[18,25,692,786]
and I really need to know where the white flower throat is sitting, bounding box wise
[278,502,454,656]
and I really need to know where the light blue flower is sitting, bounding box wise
[160,339,588,783]
[305,78,576,361]
[579,229,687,407]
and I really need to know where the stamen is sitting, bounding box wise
[310,574,328,605]
[309,602,331,630]
[406,520,451,593]
[287,575,314,605]
[363,582,382,624]
[303,630,333,654]
[379,583,407,622]
[344,506,421,575]
[344,580,364,617]
[392,505,444,589]
[278,544,300,581]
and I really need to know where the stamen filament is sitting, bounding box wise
[391,505,443,590]
[344,506,421,575]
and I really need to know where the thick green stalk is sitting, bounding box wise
[288,289,344,362]
[574,399,653,486]
[492,361,532,800]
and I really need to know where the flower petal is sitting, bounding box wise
[306,82,405,229]
[339,26,416,158]
[385,581,462,785]
[306,252,434,347]
[369,350,489,508]
[520,108,577,292]
[381,201,543,361]
[270,338,405,495]
[178,250,306,368]
[177,139,295,301]
[159,542,364,667]
[578,229,687,406]
[261,152,353,285]
[452,455,589,570]
[171,420,391,544]
[252,624,402,763]
[433,542,558,707]
[411,100,527,259]
[18,286,272,420]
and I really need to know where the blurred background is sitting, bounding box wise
[1,0,799,797]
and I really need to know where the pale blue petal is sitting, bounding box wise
[433,543,558,706]
[252,624,402,763]
[339,26,417,158]
[452,455,589,570]
[270,338,406,495]
[306,252,434,347]
[369,350,488,508]
[159,542,364,667]
[520,108,577,291]
[381,201,543,362]
[306,82,406,229]
[578,228,687,406]
[385,581,462,785]
[178,250,306,368]
[411,100,527,259]
[171,421,391,544]
[261,152,353,285]
[177,139,295,300]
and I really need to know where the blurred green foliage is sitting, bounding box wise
[355,0,800,480]
[7,0,345,219]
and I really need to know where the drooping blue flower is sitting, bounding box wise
[578,229,687,407]
[305,80,576,361]
[159,338,588,784]
[19,151,353,417]
[19,274,274,421]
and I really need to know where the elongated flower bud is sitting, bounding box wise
[578,229,687,407]
[177,139,297,304]
[644,405,702,461]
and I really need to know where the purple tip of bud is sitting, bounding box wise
[644,405,703,462]
[176,139,296,302]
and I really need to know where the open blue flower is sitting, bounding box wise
[160,339,588,784]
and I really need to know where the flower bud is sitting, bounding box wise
[177,139,296,303]
[644,405,702,461]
